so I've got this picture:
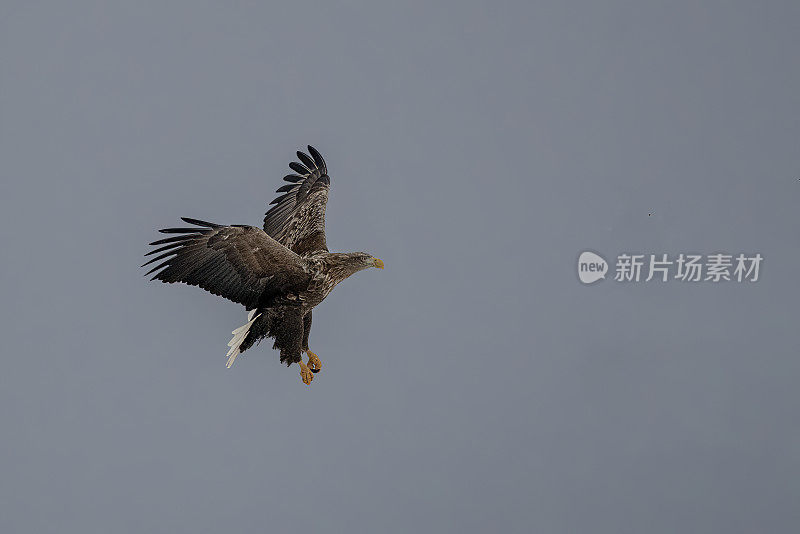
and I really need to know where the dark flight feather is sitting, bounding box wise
[149,234,195,246]
[181,217,221,228]
[145,242,185,256]
[289,161,310,175]
[158,227,205,234]
[141,249,179,267]
[295,151,315,170]
[307,145,327,173]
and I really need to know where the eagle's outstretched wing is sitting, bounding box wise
[143,218,309,309]
[263,145,330,256]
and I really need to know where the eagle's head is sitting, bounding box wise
[349,252,384,271]
[323,252,383,284]
[326,252,384,281]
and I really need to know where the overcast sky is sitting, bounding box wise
[1,1,798,533]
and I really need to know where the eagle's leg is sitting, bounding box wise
[274,307,313,385]
[301,311,321,373]
[298,359,314,385]
[306,350,322,373]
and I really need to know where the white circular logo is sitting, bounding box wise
[578,251,608,284]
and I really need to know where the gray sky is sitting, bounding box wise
[1,1,798,533]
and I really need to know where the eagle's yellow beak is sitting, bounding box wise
[372,257,384,269]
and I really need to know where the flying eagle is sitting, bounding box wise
[142,146,383,384]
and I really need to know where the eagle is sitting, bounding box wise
[142,146,383,385]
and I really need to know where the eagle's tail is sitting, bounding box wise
[226,309,261,368]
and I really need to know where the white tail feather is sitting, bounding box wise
[225,312,261,368]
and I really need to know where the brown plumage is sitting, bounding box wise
[263,145,330,256]
[143,146,383,384]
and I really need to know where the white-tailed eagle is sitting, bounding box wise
[143,146,383,384]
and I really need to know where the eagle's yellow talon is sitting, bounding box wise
[306,350,322,373]
[299,360,314,385]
